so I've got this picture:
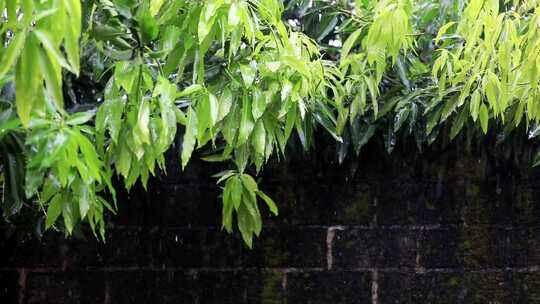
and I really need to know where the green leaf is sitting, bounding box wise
[177,84,204,97]
[198,1,222,43]
[240,174,258,193]
[228,1,241,29]
[63,18,80,75]
[470,90,481,122]
[24,168,43,199]
[435,22,455,44]
[317,15,338,42]
[79,184,91,219]
[450,107,468,140]
[175,108,187,125]
[533,149,540,167]
[394,107,410,132]
[73,131,102,182]
[218,88,233,122]
[181,106,198,169]
[208,93,219,126]
[251,119,266,156]
[341,28,363,59]
[281,80,293,102]
[15,35,41,127]
[479,103,489,134]
[114,62,138,92]
[134,101,151,145]
[63,200,74,234]
[139,13,159,43]
[252,89,266,120]
[45,194,63,229]
[0,31,27,78]
[281,55,310,77]
[485,73,500,114]
[240,64,256,86]
[222,179,234,232]
[231,176,242,210]
[365,76,379,116]
[117,140,132,178]
[37,47,64,110]
[237,95,254,147]
[67,111,95,125]
[237,203,254,248]
[256,190,278,216]
[33,30,75,74]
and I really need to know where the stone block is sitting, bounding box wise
[378,272,413,303]
[513,272,540,303]
[375,181,462,225]
[25,271,105,304]
[0,271,19,303]
[286,271,371,304]
[458,227,509,269]
[157,228,243,268]
[410,272,464,304]
[326,182,374,225]
[244,227,327,268]
[333,228,417,269]
[418,228,462,269]
[461,272,512,303]
[261,183,332,226]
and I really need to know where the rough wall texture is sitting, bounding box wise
[2,136,540,303]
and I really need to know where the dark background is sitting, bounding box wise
[2,133,540,303]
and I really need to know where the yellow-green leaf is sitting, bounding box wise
[181,106,198,169]
[0,31,27,78]
[479,103,489,134]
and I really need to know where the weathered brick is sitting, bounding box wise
[245,271,284,304]
[458,227,509,269]
[196,271,248,304]
[509,226,540,268]
[286,271,371,304]
[333,228,418,269]
[100,227,160,267]
[461,272,513,303]
[418,228,462,269]
[261,183,332,226]
[410,272,464,304]
[113,184,222,227]
[375,181,462,225]
[512,185,540,226]
[513,272,540,303]
[244,227,327,268]
[373,181,415,225]
[378,272,413,303]
[157,228,243,268]
[25,271,105,304]
[1,231,66,269]
[105,270,198,304]
[378,272,464,303]
[326,182,374,225]
[408,182,463,225]
[462,179,515,226]
[0,271,19,303]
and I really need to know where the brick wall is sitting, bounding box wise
[2,137,540,303]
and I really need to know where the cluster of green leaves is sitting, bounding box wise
[219,171,277,247]
[0,0,115,238]
[2,0,540,247]
[433,0,540,138]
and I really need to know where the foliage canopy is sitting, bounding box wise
[1,0,540,247]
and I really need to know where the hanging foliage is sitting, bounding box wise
[1,0,540,247]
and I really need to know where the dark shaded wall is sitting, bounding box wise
[2,136,540,303]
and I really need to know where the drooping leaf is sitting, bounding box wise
[181,106,198,169]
